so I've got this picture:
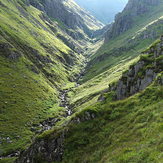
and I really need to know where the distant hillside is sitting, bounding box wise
[28,0,104,40]
[74,0,128,24]
[105,0,162,41]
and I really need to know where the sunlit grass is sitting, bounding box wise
[0,0,85,156]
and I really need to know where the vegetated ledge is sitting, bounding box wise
[102,35,163,100]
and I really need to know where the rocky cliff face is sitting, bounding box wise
[109,35,163,100]
[105,0,161,41]
[125,0,161,15]
[15,131,66,163]
[28,0,103,40]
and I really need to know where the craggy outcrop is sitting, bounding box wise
[72,111,96,124]
[15,131,66,163]
[109,36,163,100]
[105,0,161,41]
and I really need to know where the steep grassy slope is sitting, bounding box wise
[1,0,163,162]
[63,84,163,163]
[16,83,163,163]
[61,38,163,163]
[16,37,163,163]
[67,0,163,110]
[84,0,163,82]
[0,0,101,158]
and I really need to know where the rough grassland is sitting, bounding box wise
[27,39,163,162]
[63,83,163,163]
[0,0,84,157]
[0,0,163,162]
[68,5,163,111]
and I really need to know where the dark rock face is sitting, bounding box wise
[109,35,163,100]
[105,0,161,41]
[125,0,160,16]
[15,131,65,163]
[72,111,96,124]
[115,67,157,100]
[105,14,132,41]
[29,0,78,29]
[0,42,22,61]
[31,118,60,134]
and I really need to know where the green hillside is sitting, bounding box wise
[0,0,163,163]
[0,0,96,158]
[68,0,163,110]
[64,85,163,163]
[16,37,163,163]
[61,37,163,163]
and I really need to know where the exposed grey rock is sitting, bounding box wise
[139,69,156,90]
[6,137,12,143]
[15,131,66,163]
[0,42,21,61]
[157,76,163,85]
[108,35,163,100]
[8,51,21,60]
[105,0,161,41]
[73,111,96,124]
[98,95,106,102]
[31,118,60,134]
[0,151,20,160]
[134,61,145,76]
[30,65,40,74]
[97,88,109,101]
